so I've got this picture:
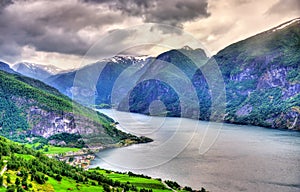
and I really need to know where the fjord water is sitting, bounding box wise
[91,109,300,192]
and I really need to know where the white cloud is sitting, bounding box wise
[184,0,300,54]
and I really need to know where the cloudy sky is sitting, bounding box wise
[0,0,299,69]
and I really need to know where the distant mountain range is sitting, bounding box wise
[7,18,300,130]
[12,62,69,81]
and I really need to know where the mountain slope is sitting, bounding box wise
[46,56,151,107]
[213,18,300,129]
[118,48,210,119]
[13,62,64,81]
[0,70,148,146]
[0,61,18,74]
[120,18,300,130]
[0,136,197,192]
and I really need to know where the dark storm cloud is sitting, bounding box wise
[0,0,125,62]
[84,0,210,27]
[0,0,13,9]
[85,28,138,59]
[266,0,300,15]
[0,0,211,62]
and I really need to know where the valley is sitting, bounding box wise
[13,18,299,131]
[0,14,299,192]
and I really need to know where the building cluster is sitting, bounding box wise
[47,151,95,170]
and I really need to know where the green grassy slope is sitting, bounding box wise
[0,136,203,192]
[0,70,149,145]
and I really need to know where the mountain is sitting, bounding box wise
[120,18,300,130]
[46,56,152,107]
[16,18,300,130]
[0,61,18,74]
[211,18,300,129]
[118,47,210,118]
[12,62,65,81]
[0,69,149,147]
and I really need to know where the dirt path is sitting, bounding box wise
[0,164,7,176]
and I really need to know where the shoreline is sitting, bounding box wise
[97,108,300,131]
[48,136,154,170]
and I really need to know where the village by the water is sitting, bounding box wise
[46,150,96,170]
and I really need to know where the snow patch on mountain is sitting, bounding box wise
[272,18,300,32]
[102,55,149,64]
[13,62,63,75]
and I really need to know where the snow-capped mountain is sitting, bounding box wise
[102,55,149,63]
[0,61,18,74]
[12,62,64,80]
[45,55,152,105]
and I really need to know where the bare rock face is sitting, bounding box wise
[225,64,300,130]
[230,67,258,82]
[27,106,113,143]
[257,67,289,89]
[11,97,112,146]
[28,106,78,138]
[257,66,300,99]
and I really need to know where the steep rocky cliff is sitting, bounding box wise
[213,18,300,129]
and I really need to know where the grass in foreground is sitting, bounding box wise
[92,169,196,192]
[1,136,205,192]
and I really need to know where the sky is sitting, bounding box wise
[0,0,299,69]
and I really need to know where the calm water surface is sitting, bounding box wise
[90,109,300,192]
